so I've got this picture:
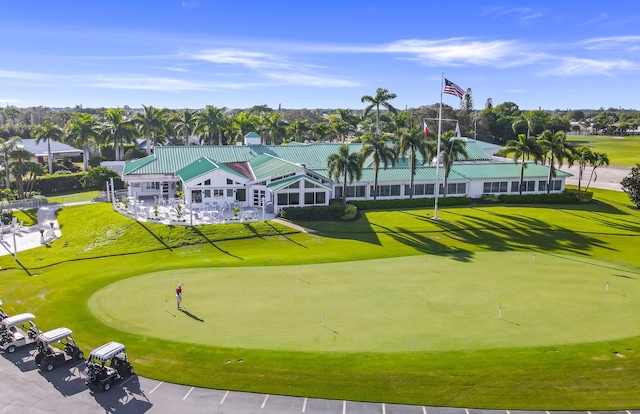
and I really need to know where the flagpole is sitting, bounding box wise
[433,73,443,220]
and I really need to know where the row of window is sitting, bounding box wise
[277,192,327,206]
[334,183,467,198]
[483,180,562,194]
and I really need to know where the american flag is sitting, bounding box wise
[444,78,465,99]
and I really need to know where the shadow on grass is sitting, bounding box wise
[179,308,204,322]
[135,221,172,251]
[189,227,244,260]
[264,222,308,248]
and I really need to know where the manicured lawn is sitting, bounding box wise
[1,191,639,409]
[11,208,38,227]
[566,135,640,167]
[46,190,99,204]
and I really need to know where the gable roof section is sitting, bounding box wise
[267,174,332,192]
[18,139,82,156]
[248,153,303,180]
[176,157,248,182]
[123,154,156,174]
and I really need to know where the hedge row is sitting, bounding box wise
[498,190,593,204]
[12,168,125,196]
[348,196,473,211]
[279,204,349,221]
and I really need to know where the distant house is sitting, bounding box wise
[17,139,82,164]
[122,135,571,215]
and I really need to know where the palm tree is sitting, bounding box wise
[439,131,470,196]
[572,146,594,191]
[229,111,257,144]
[361,88,398,137]
[326,144,364,206]
[173,109,198,146]
[395,126,434,199]
[32,120,63,174]
[196,105,228,145]
[326,115,350,143]
[261,112,287,145]
[498,133,543,195]
[101,108,135,161]
[0,136,21,188]
[287,120,310,143]
[537,130,573,194]
[311,122,332,143]
[585,152,610,191]
[10,147,44,198]
[360,132,396,201]
[135,105,167,155]
[65,113,99,171]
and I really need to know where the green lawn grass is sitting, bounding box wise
[566,135,640,167]
[1,192,639,409]
[11,208,38,227]
[46,189,99,204]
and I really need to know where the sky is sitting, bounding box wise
[1,0,639,111]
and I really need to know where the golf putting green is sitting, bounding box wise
[89,252,640,352]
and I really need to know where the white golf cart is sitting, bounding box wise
[34,328,84,372]
[85,342,134,391]
[0,313,41,353]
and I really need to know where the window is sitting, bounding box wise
[372,185,401,197]
[213,189,224,197]
[277,192,299,205]
[539,180,562,191]
[405,184,434,196]
[226,179,233,185]
[304,181,318,188]
[512,181,535,192]
[227,189,234,197]
[191,190,202,203]
[304,191,326,205]
[287,181,300,189]
[336,185,365,198]
[440,183,466,195]
[204,179,211,185]
[144,182,159,190]
[483,181,508,193]
[204,189,211,197]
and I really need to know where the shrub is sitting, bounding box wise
[89,155,105,168]
[123,147,147,160]
[279,205,348,221]
[342,204,357,220]
[348,196,472,211]
[498,192,588,204]
[621,164,640,208]
[29,173,84,195]
[481,194,500,202]
[81,166,124,190]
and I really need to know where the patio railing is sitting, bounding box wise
[1,197,49,211]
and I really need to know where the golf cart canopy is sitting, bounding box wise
[89,342,126,363]
[37,327,73,344]
[1,313,36,328]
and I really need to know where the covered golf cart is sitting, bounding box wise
[85,342,134,391]
[0,313,40,353]
[34,327,84,372]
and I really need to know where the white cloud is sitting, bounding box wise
[264,72,359,87]
[192,49,295,70]
[86,75,256,91]
[0,70,51,80]
[542,57,637,77]
[481,6,545,21]
[580,36,640,52]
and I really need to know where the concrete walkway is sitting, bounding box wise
[0,204,62,257]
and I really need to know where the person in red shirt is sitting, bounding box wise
[176,283,183,310]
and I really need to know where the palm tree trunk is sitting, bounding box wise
[519,156,525,195]
[47,139,53,174]
[218,131,223,146]
[585,167,597,191]
[373,165,379,201]
[342,170,348,207]
[546,155,554,194]
[146,135,152,155]
[409,155,415,199]
[4,160,10,189]
[115,137,120,161]
[84,145,89,171]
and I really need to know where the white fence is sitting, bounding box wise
[1,197,49,210]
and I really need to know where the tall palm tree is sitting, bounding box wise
[360,132,396,201]
[572,146,594,191]
[326,115,350,143]
[173,109,198,146]
[0,136,21,188]
[537,130,573,194]
[585,152,610,191]
[498,133,543,195]
[326,144,364,206]
[65,113,99,171]
[395,126,434,199]
[260,112,287,145]
[361,88,398,137]
[32,120,63,174]
[439,131,469,196]
[101,108,135,161]
[229,111,257,144]
[135,105,167,155]
[311,122,332,143]
[196,105,228,145]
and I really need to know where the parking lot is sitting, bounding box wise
[3,346,639,414]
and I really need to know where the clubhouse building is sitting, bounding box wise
[121,135,571,215]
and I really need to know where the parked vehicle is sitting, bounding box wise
[0,313,40,353]
[0,299,8,319]
[34,328,84,372]
[85,342,134,391]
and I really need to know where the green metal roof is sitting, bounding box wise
[452,162,571,180]
[174,157,248,182]
[248,153,302,180]
[267,175,332,191]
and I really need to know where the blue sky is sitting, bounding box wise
[1,0,638,111]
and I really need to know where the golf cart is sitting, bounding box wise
[85,342,134,391]
[0,299,8,319]
[34,328,84,372]
[0,313,41,353]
